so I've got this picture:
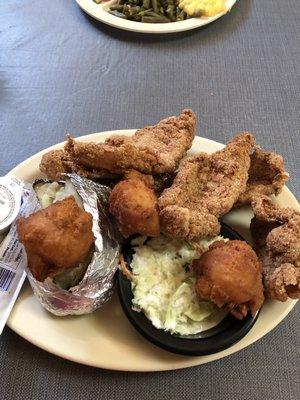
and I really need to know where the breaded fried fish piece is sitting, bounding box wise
[250,195,300,301]
[159,133,255,241]
[65,109,196,175]
[235,146,289,207]
[39,148,118,182]
[39,149,73,181]
[40,148,175,195]
[193,240,264,319]
[17,197,95,282]
[109,171,160,238]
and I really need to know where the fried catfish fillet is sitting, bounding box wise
[40,148,175,196]
[158,133,255,241]
[235,146,289,207]
[193,240,264,319]
[250,195,300,301]
[39,148,118,182]
[17,197,94,282]
[109,171,160,237]
[39,109,195,181]
[39,149,73,181]
[64,109,196,175]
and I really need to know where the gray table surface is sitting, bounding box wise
[1,0,300,399]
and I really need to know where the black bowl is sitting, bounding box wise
[117,223,260,356]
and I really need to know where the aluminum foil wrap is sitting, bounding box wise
[24,173,121,316]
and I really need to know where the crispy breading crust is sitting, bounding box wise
[235,146,289,207]
[39,110,195,190]
[39,149,74,181]
[193,240,264,319]
[39,148,119,182]
[158,133,255,241]
[250,195,300,301]
[65,109,196,175]
[109,171,160,238]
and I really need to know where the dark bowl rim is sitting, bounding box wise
[117,223,261,356]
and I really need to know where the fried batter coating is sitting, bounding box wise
[64,109,196,175]
[159,133,255,241]
[235,146,289,207]
[39,150,72,181]
[250,195,300,301]
[109,171,160,238]
[193,240,264,319]
[39,148,118,182]
[17,197,95,282]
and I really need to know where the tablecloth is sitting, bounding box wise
[1,0,299,399]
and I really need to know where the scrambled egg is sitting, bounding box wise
[179,0,227,17]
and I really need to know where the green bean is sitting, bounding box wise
[143,11,170,19]
[128,6,141,15]
[151,0,159,13]
[143,0,151,8]
[105,0,188,23]
[110,4,126,11]
[141,15,170,23]
[166,4,175,21]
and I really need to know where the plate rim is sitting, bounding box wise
[75,0,238,34]
[6,130,299,371]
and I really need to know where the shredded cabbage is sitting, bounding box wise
[131,235,225,335]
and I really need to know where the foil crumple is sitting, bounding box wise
[24,173,121,316]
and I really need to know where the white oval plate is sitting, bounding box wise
[6,131,299,372]
[75,0,238,34]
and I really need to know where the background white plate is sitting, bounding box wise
[75,0,238,33]
[6,131,299,372]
